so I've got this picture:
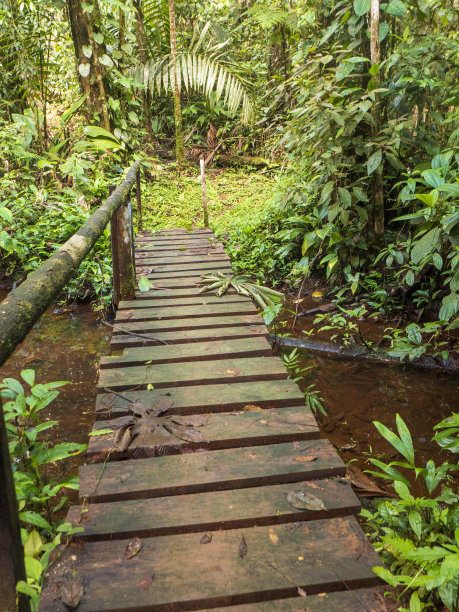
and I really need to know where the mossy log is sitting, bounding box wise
[0,160,141,368]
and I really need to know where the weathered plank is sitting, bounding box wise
[209,589,387,611]
[39,518,382,611]
[96,379,305,418]
[136,262,233,275]
[87,405,319,459]
[101,338,273,368]
[118,294,250,309]
[135,255,230,266]
[136,247,226,257]
[79,439,344,503]
[110,324,268,350]
[129,287,237,300]
[136,276,207,288]
[110,313,264,334]
[145,266,233,279]
[115,302,257,323]
[68,478,358,540]
[98,356,287,391]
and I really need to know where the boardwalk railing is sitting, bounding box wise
[0,159,141,611]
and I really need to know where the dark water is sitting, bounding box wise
[0,300,110,490]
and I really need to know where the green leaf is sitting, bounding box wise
[20,369,35,387]
[396,413,415,465]
[99,53,114,67]
[367,149,382,175]
[138,275,154,291]
[79,63,90,78]
[415,192,437,207]
[439,293,459,321]
[379,22,390,42]
[405,270,415,286]
[432,253,443,270]
[0,206,13,223]
[372,566,400,587]
[354,0,370,16]
[338,187,352,207]
[385,0,407,16]
[93,32,104,44]
[422,169,444,188]
[19,511,52,530]
[82,44,92,59]
[408,510,422,539]
[84,126,120,143]
[24,530,43,558]
[411,228,441,264]
[25,556,43,583]
[88,428,113,436]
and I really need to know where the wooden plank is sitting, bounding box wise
[136,276,206,288]
[87,405,320,459]
[209,589,387,611]
[140,263,232,275]
[118,295,250,309]
[114,302,257,323]
[39,518,382,611]
[135,255,230,265]
[110,313,264,334]
[101,338,273,368]
[98,356,288,391]
[136,247,226,257]
[79,439,344,503]
[129,287,237,300]
[136,237,217,245]
[146,268,232,280]
[96,379,304,418]
[110,325,268,350]
[68,478,358,540]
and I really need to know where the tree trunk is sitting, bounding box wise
[67,0,110,129]
[168,0,185,168]
[370,0,384,237]
[133,0,154,143]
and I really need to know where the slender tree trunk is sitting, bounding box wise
[67,0,110,129]
[168,0,185,168]
[370,0,384,237]
[133,0,154,143]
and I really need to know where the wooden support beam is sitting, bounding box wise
[0,399,29,612]
[110,189,136,307]
[136,168,142,230]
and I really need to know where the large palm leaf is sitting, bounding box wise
[132,22,255,124]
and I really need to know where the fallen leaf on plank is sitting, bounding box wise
[294,455,317,462]
[287,490,327,511]
[238,534,248,558]
[59,575,84,609]
[200,533,212,545]
[124,537,143,559]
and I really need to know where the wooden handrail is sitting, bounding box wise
[0,159,141,368]
[0,159,140,609]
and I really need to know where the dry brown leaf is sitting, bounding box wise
[59,575,84,609]
[124,536,143,559]
[120,473,130,482]
[346,465,394,497]
[238,534,248,558]
[242,404,262,412]
[287,490,327,511]
[200,533,212,545]
[297,587,307,597]
[294,455,317,462]
[137,574,154,589]
[269,528,279,545]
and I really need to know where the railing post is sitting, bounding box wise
[110,186,136,308]
[136,168,142,231]
[0,398,30,612]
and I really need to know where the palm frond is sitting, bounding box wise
[134,53,255,124]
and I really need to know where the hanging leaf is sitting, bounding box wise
[93,32,104,44]
[99,54,114,67]
[82,45,92,59]
[354,0,370,16]
[379,22,390,41]
[78,63,90,78]
[385,0,407,16]
[367,149,383,175]
[439,293,459,321]
[411,228,441,264]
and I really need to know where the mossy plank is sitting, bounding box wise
[79,439,344,502]
[135,255,230,266]
[118,294,249,309]
[209,589,386,611]
[98,356,287,391]
[101,337,272,368]
[68,478,358,540]
[110,313,264,334]
[146,265,233,278]
[131,287,237,300]
[115,302,257,323]
[96,378,302,418]
[87,405,319,459]
[110,324,268,350]
[38,518,381,611]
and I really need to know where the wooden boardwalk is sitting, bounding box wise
[40,229,383,611]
